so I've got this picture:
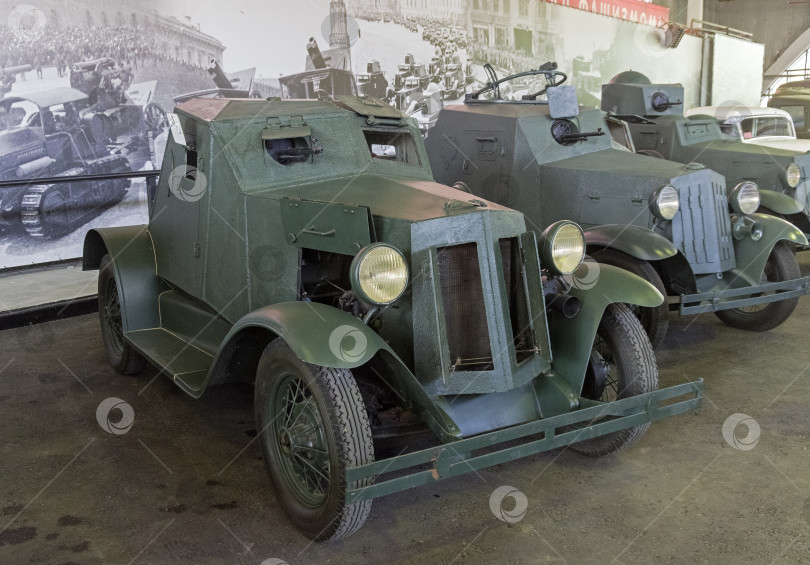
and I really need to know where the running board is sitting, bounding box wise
[126,328,212,393]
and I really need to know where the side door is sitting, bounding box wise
[151,115,206,297]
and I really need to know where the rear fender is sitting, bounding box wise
[548,264,663,398]
[82,225,161,332]
[759,190,803,216]
[584,224,678,261]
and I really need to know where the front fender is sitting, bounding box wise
[759,190,803,215]
[82,225,161,332]
[218,301,395,370]
[549,264,663,398]
[732,213,808,286]
[210,301,464,442]
[584,224,678,261]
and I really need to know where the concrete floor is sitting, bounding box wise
[1,257,809,565]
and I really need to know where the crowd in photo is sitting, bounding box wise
[0,23,206,78]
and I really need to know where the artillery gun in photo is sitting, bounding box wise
[173,59,263,105]
[0,64,31,98]
[69,58,168,161]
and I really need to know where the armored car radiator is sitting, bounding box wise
[437,242,494,372]
[671,181,735,274]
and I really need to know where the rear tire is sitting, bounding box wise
[255,340,374,541]
[590,249,669,349]
[97,254,146,375]
[715,241,801,331]
[572,304,659,457]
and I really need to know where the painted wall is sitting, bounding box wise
[711,34,765,107]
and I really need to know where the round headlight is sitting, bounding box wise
[730,181,760,215]
[540,221,585,275]
[786,163,802,188]
[350,244,409,305]
[649,185,680,220]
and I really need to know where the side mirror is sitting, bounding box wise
[547,85,579,119]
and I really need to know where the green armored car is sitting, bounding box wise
[603,71,810,236]
[83,94,702,540]
[425,64,810,348]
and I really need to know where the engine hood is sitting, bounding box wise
[267,173,516,223]
[541,148,719,194]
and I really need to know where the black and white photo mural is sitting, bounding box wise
[0,0,764,269]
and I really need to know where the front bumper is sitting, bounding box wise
[345,380,703,504]
[679,276,810,315]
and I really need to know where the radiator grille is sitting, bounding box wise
[437,243,494,371]
[499,238,534,364]
[671,181,735,274]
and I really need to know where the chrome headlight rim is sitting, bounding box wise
[730,181,761,215]
[649,184,680,221]
[786,163,802,188]
[349,243,409,306]
[539,220,586,276]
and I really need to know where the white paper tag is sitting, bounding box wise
[167,112,186,146]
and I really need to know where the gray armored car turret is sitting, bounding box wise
[426,64,810,348]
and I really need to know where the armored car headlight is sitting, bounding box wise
[350,244,409,305]
[540,221,585,276]
[730,181,760,215]
[649,185,680,220]
[786,163,802,188]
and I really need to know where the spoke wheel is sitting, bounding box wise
[274,375,331,508]
[97,254,146,375]
[143,102,168,132]
[572,304,659,457]
[715,241,801,331]
[255,340,374,541]
[590,249,669,349]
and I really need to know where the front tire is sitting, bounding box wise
[590,249,669,349]
[715,241,801,331]
[572,304,659,457]
[98,254,146,375]
[255,340,374,541]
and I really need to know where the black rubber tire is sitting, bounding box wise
[255,340,374,541]
[590,249,669,349]
[98,254,146,375]
[715,241,801,331]
[572,303,659,457]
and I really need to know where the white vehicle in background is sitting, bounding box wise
[687,105,810,152]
